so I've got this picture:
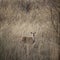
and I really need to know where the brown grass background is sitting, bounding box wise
[0,0,60,60]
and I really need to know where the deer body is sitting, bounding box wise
[22,36,35,44]
[22,32,36,44]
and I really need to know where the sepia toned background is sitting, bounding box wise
[0,0,60,60]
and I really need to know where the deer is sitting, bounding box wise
[21,32,36,57]
[22,32,36,44]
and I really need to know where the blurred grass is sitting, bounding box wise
[0,0,59,60]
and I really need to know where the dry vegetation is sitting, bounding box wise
[0,0,60,60]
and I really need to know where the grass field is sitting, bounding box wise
[0,0,60,60]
